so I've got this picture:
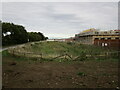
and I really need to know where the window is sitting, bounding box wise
[101,38,105,40]
[95,38,99,40]
[107,38,111,40]
[95,32,99,34]
[104,32,107,34]
[112,37,115,39]
[115,32,119,35]
[115,37,119,39]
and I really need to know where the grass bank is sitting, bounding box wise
[3,41,119,62]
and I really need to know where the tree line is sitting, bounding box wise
[2,22,48,46]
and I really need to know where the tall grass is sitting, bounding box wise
[29,41,114,56]
[6,41,119,61]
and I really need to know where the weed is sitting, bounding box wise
[5,70,14,73]
[2,50,10,57]
[5,42,119,62]
[77,72,86,76]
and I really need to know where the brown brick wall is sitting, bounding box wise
[94,39,120,49]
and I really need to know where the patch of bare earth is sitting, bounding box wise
[2,56,119,88]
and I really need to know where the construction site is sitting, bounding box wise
[74,28,120,50]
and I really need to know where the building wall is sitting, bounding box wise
[94,36,120,50]
[75,35,94,44]
[75,35,120,49]
[75,29,120,49]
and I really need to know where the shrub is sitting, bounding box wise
[77,51,87,61]
[77,72,86,76]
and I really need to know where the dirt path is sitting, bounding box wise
[2,56,119,88]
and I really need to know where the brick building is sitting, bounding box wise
[75,29,120,49]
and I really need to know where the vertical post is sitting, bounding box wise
[13,50,14,56]
[24,52,25,57]
[64,54,66,59]
[41,53,42,59]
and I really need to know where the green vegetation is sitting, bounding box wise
[28,32,48,42]
[26,41,113,56]
[77,72,86,76]
[2,50,10,57]
[3,41,119,62]
[2,22,28,46]
[2,22,48,46]
[2,50,30,61]
[8,41,119,61]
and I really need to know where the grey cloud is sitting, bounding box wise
[2,2,118,38]
[50,14,76,21]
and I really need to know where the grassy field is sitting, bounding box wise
[2,41,119,88]
[24,41,113,55]
[7,41,119,61]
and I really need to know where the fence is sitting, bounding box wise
[8,48,120,61]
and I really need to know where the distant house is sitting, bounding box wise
[47,39,65,42]
[46,38,75,42]
[65,37,75,42]
[54,39,65,42]
[46,39,55,41]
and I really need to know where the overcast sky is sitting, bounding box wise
[2,2,118,38]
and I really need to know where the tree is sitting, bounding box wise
[28,32,46,42]
[45,37,48,40]
[2,22,28,46]
[2,21,48,46]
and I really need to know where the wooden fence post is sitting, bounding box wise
[64,54,67,60]
[12,50,14,56]
[41,53,43,59]
[24,52,25,57]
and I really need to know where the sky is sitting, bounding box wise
[1,2,118,39]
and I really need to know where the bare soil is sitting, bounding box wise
[2,56,119,88]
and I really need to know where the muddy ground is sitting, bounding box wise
[2,56,119,88]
